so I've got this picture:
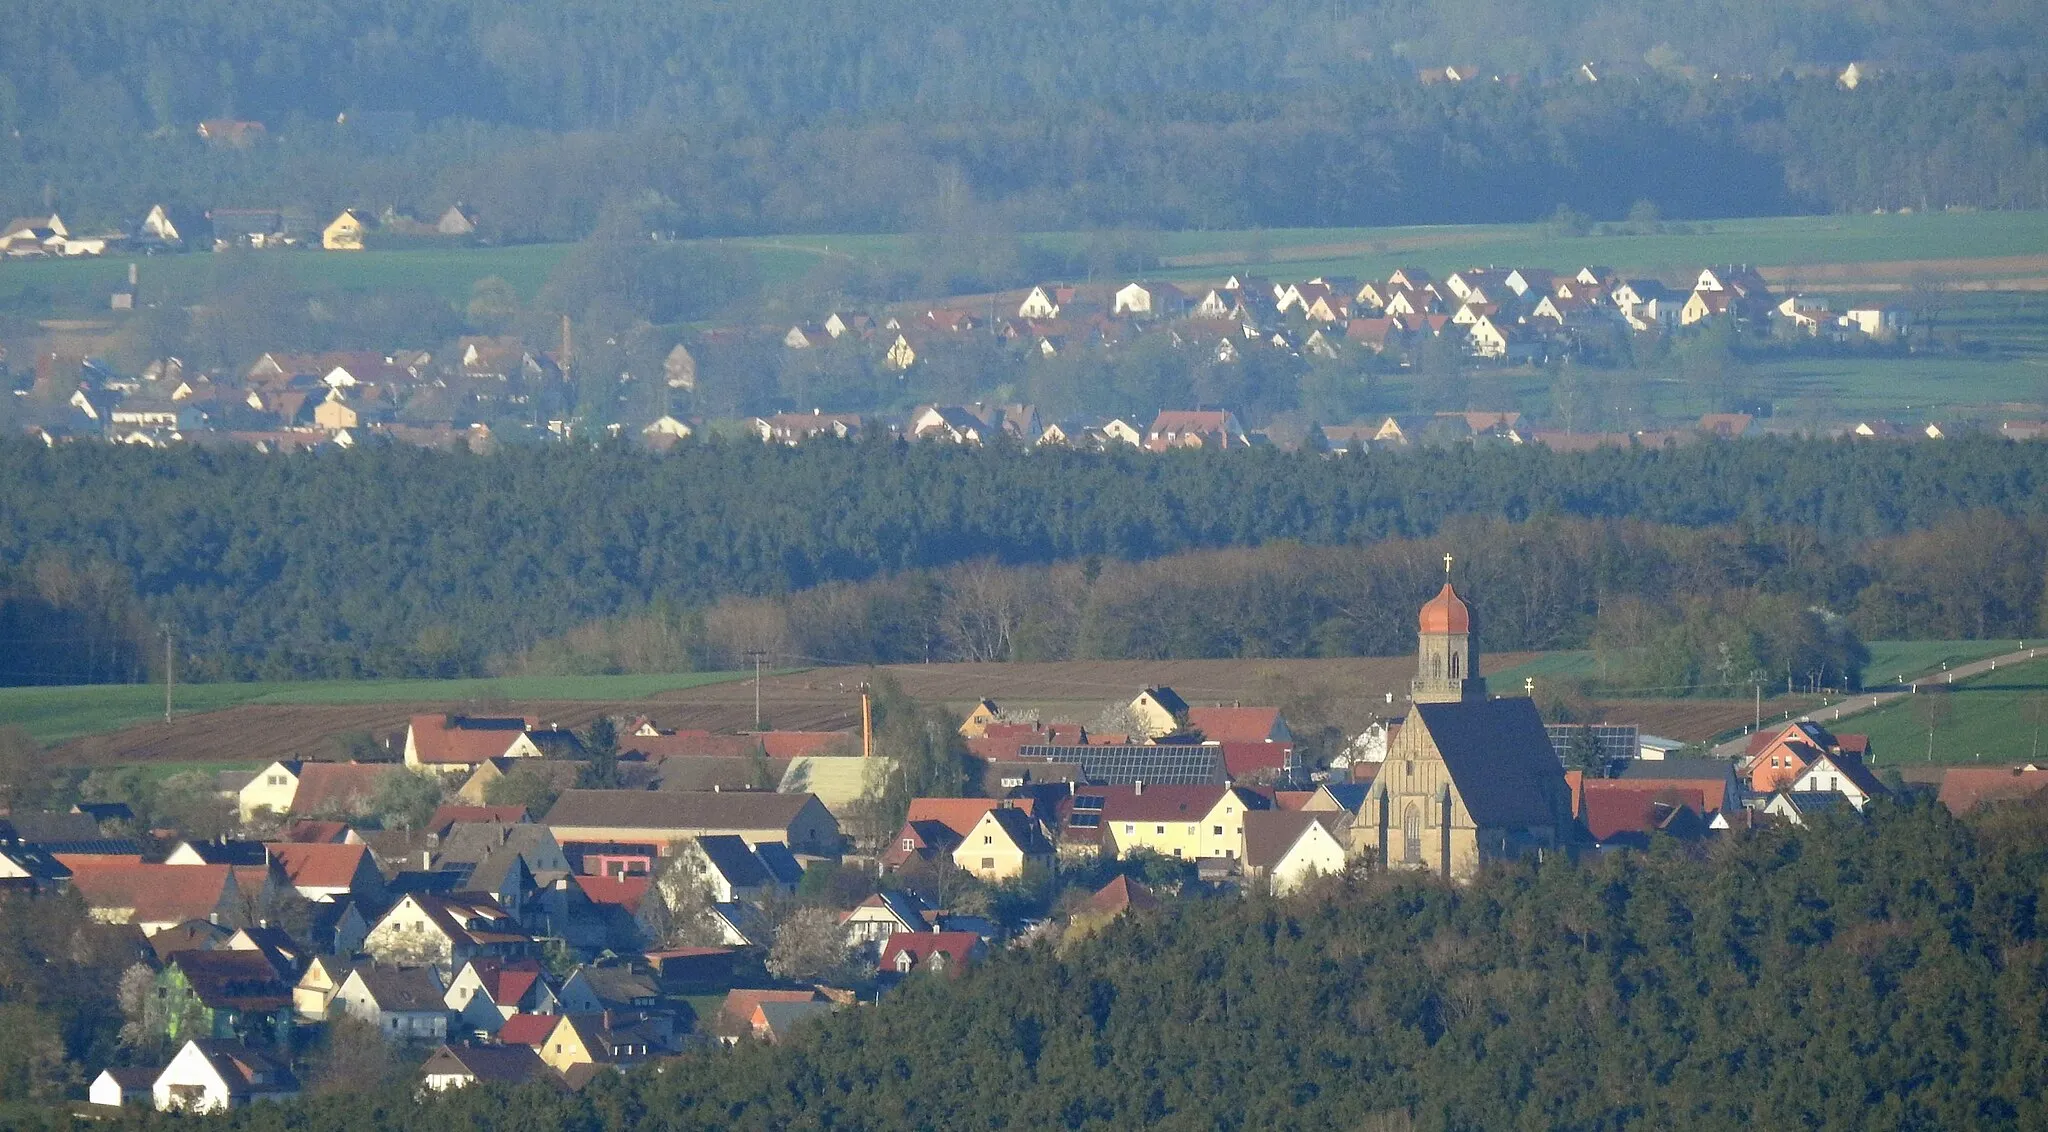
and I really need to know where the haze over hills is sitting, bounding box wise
[5,0,2047,235]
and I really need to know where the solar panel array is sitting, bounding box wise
[1544,723,1640,766]
[1017,744,1225,786]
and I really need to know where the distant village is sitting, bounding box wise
[8,204,2038,454]
[6,578,2039,1113]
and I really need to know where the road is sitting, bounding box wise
[1709,645,2046,758]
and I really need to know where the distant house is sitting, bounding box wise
[436,203,479,237]
[879,930,985,978]
[89,1066,158,1108]
[544,790,841,855]
[196,119,266,147]
[239,761,404,822]
[1241,811,1349,893]
[363,893,532,968]
[444,957,558,1035]
[263,841,385,904]
[137,204,212,250]
[154,950,296,1050]
[420,1043,556,1091]
[1841,306,1908,337]
[1146,410,1246,451]
[1112,282,1187,319]
[322,209,377,251]
[1786,751,1888,811]
[405,715,578,772]
[950,808,1055,881]
[151,1039,298,1113]
[330,966,449,1042]
[841,891,932,947]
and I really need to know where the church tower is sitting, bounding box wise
[1411,554,1486,704]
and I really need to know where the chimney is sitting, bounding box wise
[1133,779,1144,796]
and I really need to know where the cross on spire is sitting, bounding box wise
[1443,552,1454,579]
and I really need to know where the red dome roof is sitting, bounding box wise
[1418,582,1471,635]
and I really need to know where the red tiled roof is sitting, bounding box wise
[495,1013,557,1046]
[1185,707,1283,743]
[430,804,527,835]
[757,731,857,758]
[1096,784,1231,824]
[879,930,982,973]
[1270,791,1314,811]
[905,798,1008,838]
[720,988,822,1031]
[1938,767,2048,814]
[408,715,528,765]
[573,874,650,911]
[1218,741,1295,778]
[67,861,234,924]
[1083,875,1160,917]
[1580,782,1707,841]
[264,842,369,890]
[279,820,354,843]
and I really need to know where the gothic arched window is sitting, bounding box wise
[1403,804,1422,862]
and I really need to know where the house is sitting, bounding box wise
[750,999,839,1043]
[1112,282,1187,319]
[322,209,377,251]
[959,699,1003,739]
[263,841,384,904]
[136,204,212,250]
[239,760,405,823]
[910,405,989,444]
[1146,410,1246,450]
[883,334,919,371]
[1740,721,1868,794]
[293,955,353,1021]
[1578,780,1711,849]
[1185,706,1290,744]
[1842,306,1908,336]
[672,835,783,903]
[456,758,586,806]
[544,790,841,856]
[951,808,1055,881]
[1090,784,1271,862]
[89,1066,158,1108]
[1762,791,1848,826]
[1081,875,1160,920]
[435,203,479,237]
[1694,265,1770,297]
[197,119,266,146]
[1361,578,1575,880]
[435,821,573,894]
[841,891,933,947]
[557,965,661,1014]
[1786,751,1888,811]
[879,930,985,978]
[749,411,864,444]
[420,1044,557,1091]
[1937,766,2048,814]
[428,805,528,837]
[444,957,557,1035]
[1241,811,1349,894]
[0,840,71,891]
[151,1039,298,1113]
[405,714,578,771]
[363,893,532,969]
[1680,289,1735,326]
[1018,285,1070,319]
[65,861,255,934]
[331,966,450,1042]
[880,819,965,872]
[1126,686,1192,737]
[155,950,296,1050]
[222,924,311,983]
[535,1012,663,1073]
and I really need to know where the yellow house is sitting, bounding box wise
[883,334,918,371]
[1124,687,1190,738]
[1099,784,1270,862]
[312,390,358,431]
[958,699,1002,739]
[322,209,376,251]
[951,808,1055,880]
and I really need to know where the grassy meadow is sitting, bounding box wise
[0,670,751,745]
[1852,655,2048,767]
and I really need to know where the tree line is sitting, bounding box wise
[25,794,2048,1129]
[3,437,2047,685]
[5,2,2048,238]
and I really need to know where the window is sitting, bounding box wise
[901,838,915,851]
[983,835,993,845]
[1124,824,1134,834]
[1403,804,1422,862]
[1155,825,1165,835]
[981,858,995,870]
[1212,825,1223,836]
[1173,847,1183,857]
[1405,761,1414,777]
[1449,653,1461,679]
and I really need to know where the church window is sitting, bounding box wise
[1449,652,1460,679]
[1403,805,1422,862]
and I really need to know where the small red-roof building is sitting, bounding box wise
[494,1012,558,1047]
[1185,706,1290,744]
[1937,766,2048,814]
[879,931,985,978]
[1082,875,1161,918]
[1578,781,1710,847]
[262,842,383,903]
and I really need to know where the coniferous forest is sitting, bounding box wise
[2,437,2047,684]
[17,795,2045,1130]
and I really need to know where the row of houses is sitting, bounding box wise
[0,202,480,259]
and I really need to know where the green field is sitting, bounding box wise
[1852,656,2048,766]
[1860,640,2026,686]
[0,670,752,745]
[6,210,2046,315]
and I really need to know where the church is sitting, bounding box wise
[1361,559,1574,880]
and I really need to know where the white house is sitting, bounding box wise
[1112,281,1186,319]
[1841,306,1908,337]
[1242,812,1349,895]
[89,1066,157,1108]
[1788,752,1887,811]
[330,966,450,1042]
[444,957,558,1035]
[151,1040,299,1113]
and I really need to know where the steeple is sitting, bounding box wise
[1412,556,1486,703]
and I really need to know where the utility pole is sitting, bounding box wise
[161,625,174,723]
[1754,682,1761,732]
[860,682,873,759]
[744,650,766,730]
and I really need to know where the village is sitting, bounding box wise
[8,229,2029,455]
[6,575,2038,1114]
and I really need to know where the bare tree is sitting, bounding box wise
[648,841,728,948]
[942,559,1026,662]
[765,907,856,983]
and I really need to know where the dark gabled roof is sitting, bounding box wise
[1143,686,1190,715]
[1617,758,1735,781]
[754,998,836,1040]
[1320,783,1369,813]
[169,950,292,1012]
[692,835,770,888]
[351,965,445,1013]
[1241,811,1340,870]
[174,839,271,866]
[981,807,1055,856]
[576,965,659,1006]
[751,841,805,887]
[421,1043,556,1086]
[1410,699,1569,828]
[0,812,102,843]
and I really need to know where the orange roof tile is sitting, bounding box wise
[67,861,235,924]
[1938,766,2048,814]
[263,842,369,890]
[1184,707,1283,743]
[292,763,404,814]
